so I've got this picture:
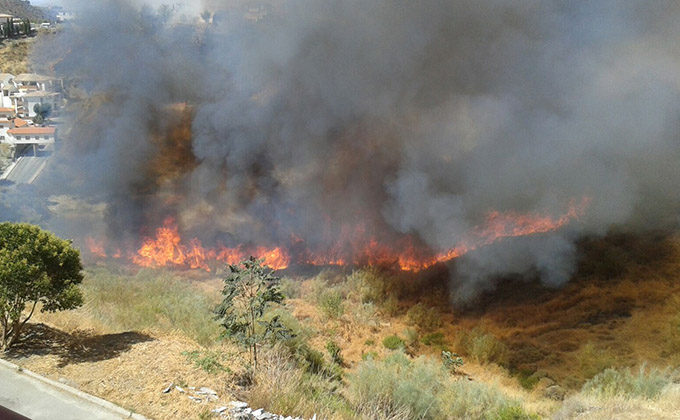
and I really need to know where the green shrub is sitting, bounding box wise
[440,380,525,420]
[382,294,400,316]
[318,289,344,319]
[349,352,444,420]
[488,405,540,420]
[515,369,539,391]
[248,347,352,419]
[421,332,446,347]
[383,335,405,350]
[326,340,344,366]
[350,352,534,420]
[403,328,419,347]
[346,268,389,304]
[279,277,302,299]
[457,328,508,366]
[362,351,379,361]
[406,303,442,331]
[182,350,230,374]
[352,302,378,327]
[581,365,673,400]
[576,342,619,379]
[441,351,464,373]
[365,339,375,346]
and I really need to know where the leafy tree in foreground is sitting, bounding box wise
[215,257,290,371]
[0,223,83,351]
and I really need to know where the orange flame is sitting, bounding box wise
[85,237,107,258]
[87,198,589,272]
[131,217,290,271]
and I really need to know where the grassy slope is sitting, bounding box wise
[4,233,680,419]
[0,37,32,75]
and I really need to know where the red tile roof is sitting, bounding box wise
[8,127,56,135]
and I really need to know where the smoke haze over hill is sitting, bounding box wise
[30,0,680,301]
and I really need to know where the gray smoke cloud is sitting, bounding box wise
[30,0,680,301]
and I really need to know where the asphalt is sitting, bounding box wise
[0,359,143,420]
[2,156,47,184]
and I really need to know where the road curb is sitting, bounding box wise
[0,357,148,420]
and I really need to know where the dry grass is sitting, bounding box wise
[4,233,680,419]
[36,267,222,346]
[553,385,680,420]
[0,39,32,74]
[5,323,239,420]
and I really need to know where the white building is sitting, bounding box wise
[23,91,62,118]
[5,126,57,156]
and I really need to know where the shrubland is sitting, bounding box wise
[6,233,680,419]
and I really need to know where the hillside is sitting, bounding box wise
[1,232,678,420]
[0,0,46,21]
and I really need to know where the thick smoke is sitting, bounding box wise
[31,0,680,300]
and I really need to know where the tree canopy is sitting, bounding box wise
[0,223,83,350]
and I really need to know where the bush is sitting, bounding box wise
[456,328,508,366]
[406,303,442,331]
[318,289,344,319]
[441,351,464,373]
[515,369,539,391]
[575,342,618,379]
[581,365,673,400]
[383,335,405,350]
[279,277,302,299]
[350,352,534,420]
[326,340,344,366]
[346,268,389,304]
[440,380,527,420]
[382,294,400,316]
[349,352,444,420]
[248,346,352,419]
[182,350,230,374]
[421,332,446,347]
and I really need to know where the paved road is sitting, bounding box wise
[2,156,47,184]
[0,361,137,420]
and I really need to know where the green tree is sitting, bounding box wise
[214,257,290,370]
[0,223,84,351]
[32,103,52,125]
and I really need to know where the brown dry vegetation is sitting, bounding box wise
[2,233,680,419]
[0,38,32,74]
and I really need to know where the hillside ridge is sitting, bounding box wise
[0,0,46,21]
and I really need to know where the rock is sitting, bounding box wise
[544,384,566,401]
[198,387,218,395]
[162,383,173,393]
[230,401,249,409]
[188,396,203,403]
[252,409,263,416]
[311,415,316,420]
[175,385,185,393]
[212,406,228,414]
